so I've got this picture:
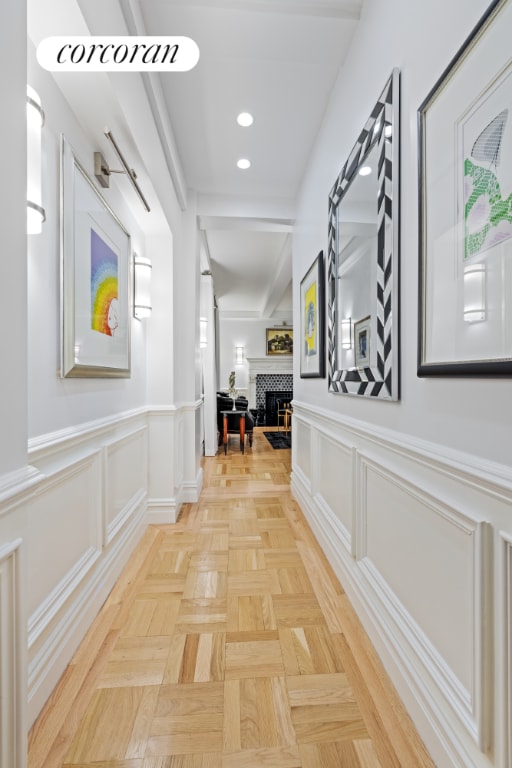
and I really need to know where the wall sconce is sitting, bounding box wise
[200,317,208,348]
[133,254,152,319]
[235,346,244,365]
[27,85,46,234]
[463,264,486,322]
[341,318,352,348]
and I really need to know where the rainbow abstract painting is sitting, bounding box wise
[90,228,119,336]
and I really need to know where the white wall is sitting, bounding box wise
[292,1,511,766]
[0,22,204,766]
[293,0,510,465]
[0,5,29,766]
[27,41,148,440]
[219,316,293,394]
[0,0,28,478]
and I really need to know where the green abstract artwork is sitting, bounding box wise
[464,108,512,260]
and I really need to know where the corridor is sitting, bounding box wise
[28,429,434,768]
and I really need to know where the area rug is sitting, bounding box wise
[264,431,291,449]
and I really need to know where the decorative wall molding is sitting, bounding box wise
[247,356,293,376]
[24,409,150,725]
[0,465,43,511]
[500,532,512,768]
[291,400,506,767]
[293,400,512,498]
[181,467,204,503]
[103,426,148,545]
[27,407,148,462]
[146,497,179,523]
[27,495,145,724]
[0,538,25,768]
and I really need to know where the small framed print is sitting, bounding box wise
[300,251,325,378]
[354,316,371,367]
[266,327,293,356]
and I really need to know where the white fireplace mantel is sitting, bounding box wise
[246,356,293,408]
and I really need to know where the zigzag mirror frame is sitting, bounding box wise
[327,68,400,400]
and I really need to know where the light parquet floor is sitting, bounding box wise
[28,428,435,768]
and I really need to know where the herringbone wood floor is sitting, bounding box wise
[28,428,435,767]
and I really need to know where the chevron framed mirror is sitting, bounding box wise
[327,68,400,400]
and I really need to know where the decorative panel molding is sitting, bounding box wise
[316,431,354,553]
[290,400,507,765]
[500,532,512,768]
[25,410,149,726]
[292,416,311,487]
[0,539,24,768]
[359,453,490,748]
[104,426,147,544]
[147,408,177,523]
[26,454,103,628]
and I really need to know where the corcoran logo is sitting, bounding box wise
[37,36,200,72]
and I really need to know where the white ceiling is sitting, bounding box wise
[28,0,363,317]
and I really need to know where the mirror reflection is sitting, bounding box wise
[337,143,378,370]
[327,69,400,400]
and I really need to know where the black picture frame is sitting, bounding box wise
[300,251,325,378]
[418,0,512,377]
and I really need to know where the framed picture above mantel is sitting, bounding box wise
[266,327,293,356]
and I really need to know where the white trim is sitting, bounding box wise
[0,538,26,768]
[181,466,204,503]
[146,498,179,524]
[27,499,145,723]
[0,465,43,509]
[291,468,488,768]
[27,407,148,461]
[291,401,503,767]
[293,399,512,497]
[499,531,512,768]
[28,544,101,648]
[147,0,362,19]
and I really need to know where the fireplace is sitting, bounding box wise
[265,390,293,426]
[247,355,293,425]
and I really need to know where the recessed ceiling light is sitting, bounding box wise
[237,158,251,170]
[237,112,254,127]
[359,165,372,176]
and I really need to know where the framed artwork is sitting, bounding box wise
[354,316,371,367]
[300,251,325,378]
[61,135,131,378]
[266,327,293,356]
[418,0,512,376]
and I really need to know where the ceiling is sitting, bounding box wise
[28,0,363,318]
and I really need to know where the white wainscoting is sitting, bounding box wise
[499,532,512,768]
[0,400,204,751]
[26,409,149,724]
[0,538,24,768]
[291,400,512,768]
[147,401,203,522]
